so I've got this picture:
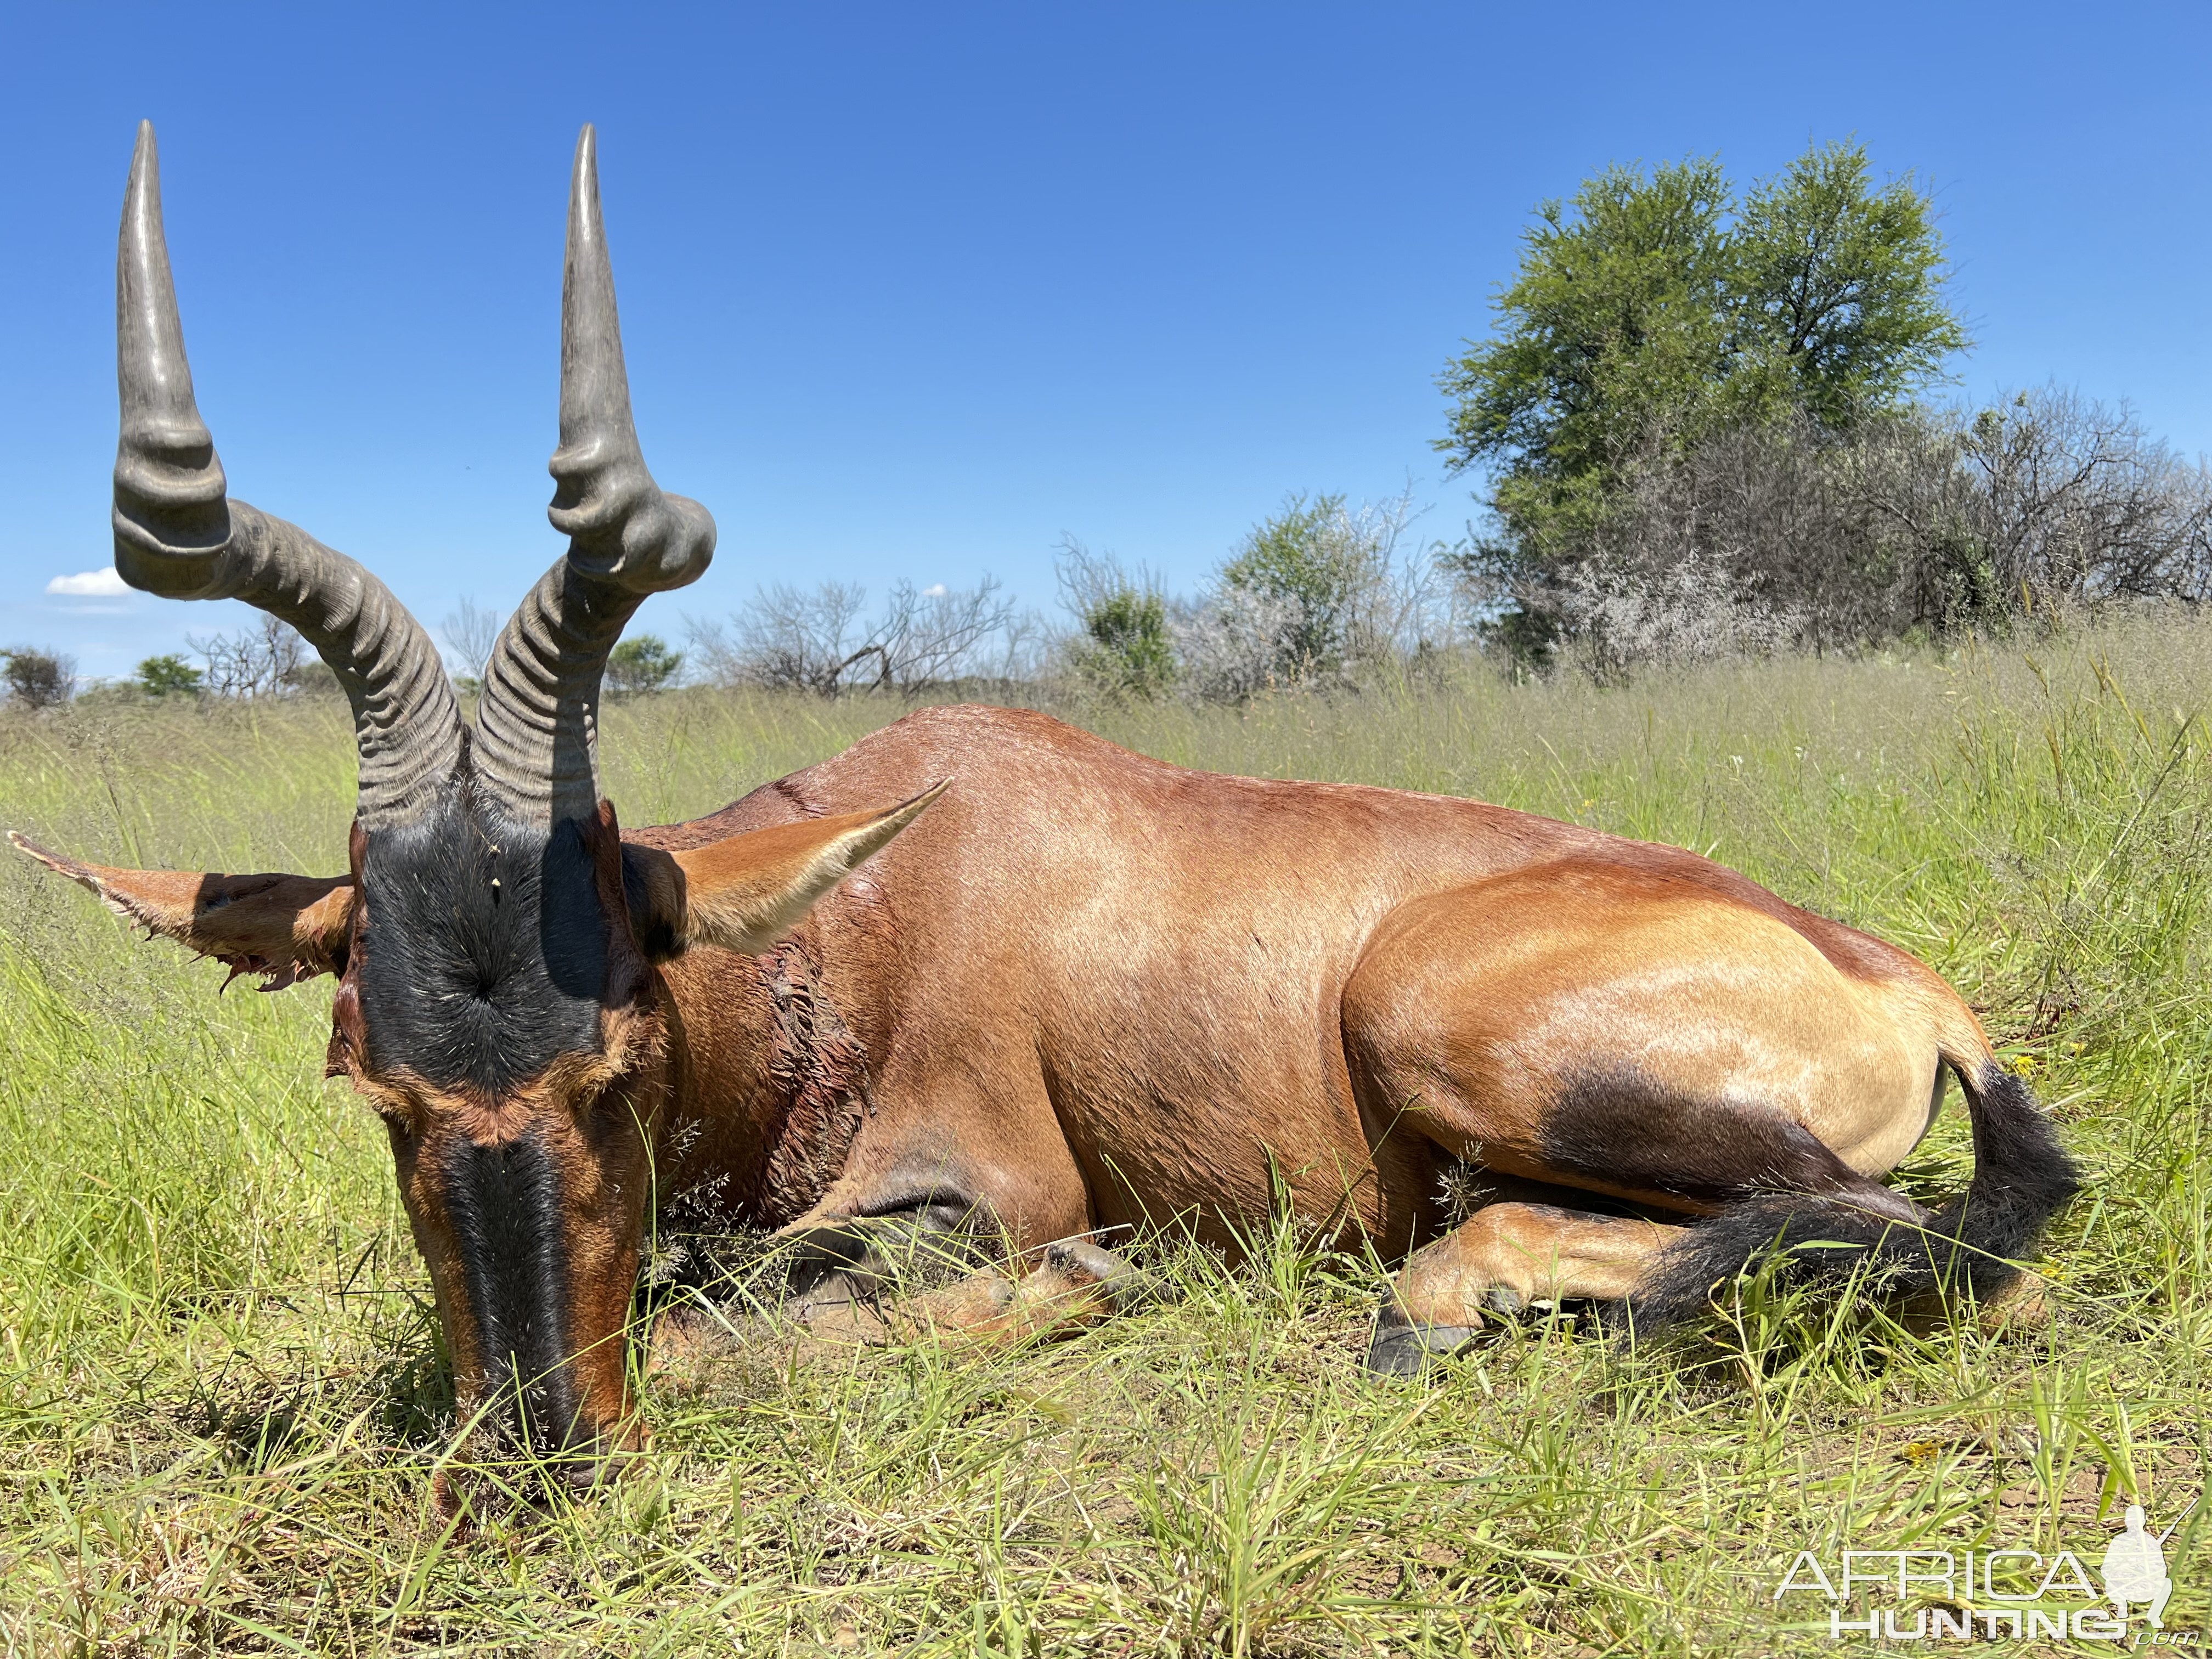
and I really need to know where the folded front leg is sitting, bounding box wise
[894,1238,1145,1345]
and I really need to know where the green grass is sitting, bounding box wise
[2,618,2208,1655]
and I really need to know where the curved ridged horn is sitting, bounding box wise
[114,121,464,830]
[471,124,715,826]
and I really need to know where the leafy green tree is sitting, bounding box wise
[1437,158,1735,550]
[136,654,204,697]
[1436,139,1968,645]
[1729,142,1968,430]
[606,634,682,696]
[1056,539,1178,698]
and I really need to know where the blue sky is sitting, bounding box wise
[5,2,2209,679]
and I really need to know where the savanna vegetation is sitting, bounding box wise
[1435,140,2212,675]
[653,142,2212,709]
[3,610,2207,1654]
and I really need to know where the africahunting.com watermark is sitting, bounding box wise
[1774,1502,2199,1644]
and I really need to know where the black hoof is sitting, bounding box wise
[1041,1239,1150,1310]
[1363,1311,1479,1376]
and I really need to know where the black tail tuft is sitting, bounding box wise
[1628,1064,2082,1328]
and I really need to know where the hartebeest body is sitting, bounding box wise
[17,125,2080,1490]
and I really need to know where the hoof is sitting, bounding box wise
[1041,1239,1149,1311]
[1363,1310,1479,1376]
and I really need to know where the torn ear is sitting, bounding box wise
[9,831,356,990]
[623,781,946,960]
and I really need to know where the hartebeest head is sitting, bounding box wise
[13,123,935,1493]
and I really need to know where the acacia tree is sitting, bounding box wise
[694,577,1029,696]
[1437,139,1967,656]
[1438,157,1736,562]
[439,597,503,685]
[186,615,308,698]
[607,634,682,696]
[2,648,74,709]
[1730,142,1967,429]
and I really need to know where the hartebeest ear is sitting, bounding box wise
[622,782,947,960]
[8,831,356,990]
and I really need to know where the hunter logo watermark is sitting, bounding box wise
[1774,1500,2198,1644]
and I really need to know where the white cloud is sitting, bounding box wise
[922,583,947,597]
[46,567,129,596]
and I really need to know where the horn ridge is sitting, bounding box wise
[114,120,230,567]
[543,122,714,593]
[471,123,715,826]
[548,122,639,563]
[110,122,465,829]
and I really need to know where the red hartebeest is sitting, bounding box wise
[16,125,2079,1493]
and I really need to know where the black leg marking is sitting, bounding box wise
[1539,1066,1925,1222]
[1629,1063,2081,1325]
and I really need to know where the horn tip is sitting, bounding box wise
[569,125,602,229]
[126,121,157,192]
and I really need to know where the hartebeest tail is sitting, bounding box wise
[1629,1060,2083,1326]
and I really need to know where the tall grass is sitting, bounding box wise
[1,616,2207,1653]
